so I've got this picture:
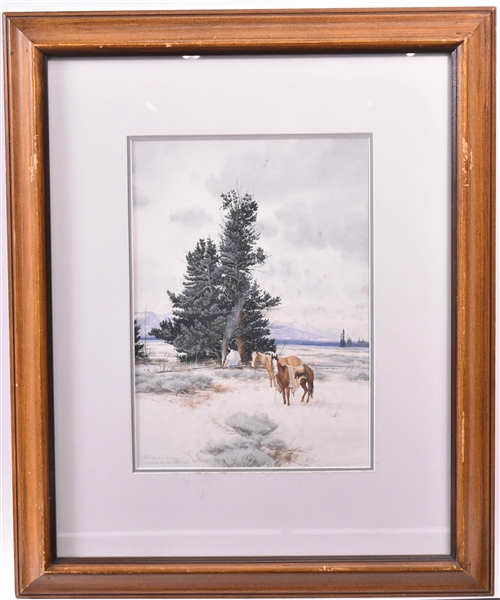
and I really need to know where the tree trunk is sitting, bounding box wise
[236,335,248,364]
[236,311,248,364]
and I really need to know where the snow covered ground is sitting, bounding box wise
[134,341,371,471]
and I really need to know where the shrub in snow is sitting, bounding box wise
[203,437,276,467]
[135,371,212,394]
[262,437,288,450]
[217,369,267,381]
[226,412,278,439]
[345,371,369,381]
[202,412,299,468]
[203,437,257,456]
[211,447,276,468]
[314,371,328,381]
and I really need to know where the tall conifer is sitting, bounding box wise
[218,190,280,363]
[134,319,148,360]
[151,190,280,363]
[150,238,225,362]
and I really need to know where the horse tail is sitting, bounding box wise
[307,366,314,398]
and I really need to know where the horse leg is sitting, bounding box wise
[277,380,286,404]
[300,379,308,402]
[267,367,274,387]
[307,374,314,403]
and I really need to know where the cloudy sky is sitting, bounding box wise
[130,135,370,340]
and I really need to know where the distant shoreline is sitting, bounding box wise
[142,337,369,349]
[274,340,369,348]
[135,313,369,349]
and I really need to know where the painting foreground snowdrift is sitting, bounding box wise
[135,341,371,470]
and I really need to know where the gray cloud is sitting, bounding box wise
[203,136,370,260]
[170,209,212,227]
[276,191,369,261]
[256,220,278,239]
[204,136,369,207]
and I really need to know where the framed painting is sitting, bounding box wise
[130,133,372,472]
[4,7,495,598]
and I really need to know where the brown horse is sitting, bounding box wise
[273,354,303,395]
[274,360,291,406]
[251,351,275,387]
[292,364,315,403]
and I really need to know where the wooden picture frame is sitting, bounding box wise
[3,8,495,597]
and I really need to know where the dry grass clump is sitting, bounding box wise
[210,382,232,393]
[179,393,212,410]
[266,444,302,467]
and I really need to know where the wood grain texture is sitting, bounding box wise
[3,9,495,53]
[4,15,54,596]
[3,8,495,598]
[453,10,496,593]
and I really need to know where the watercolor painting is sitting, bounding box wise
[129,135,372,471]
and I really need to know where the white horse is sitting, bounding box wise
[251,351,276,387]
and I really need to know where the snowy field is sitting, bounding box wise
[134,341,371,471]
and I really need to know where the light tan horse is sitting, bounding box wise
[291,364,315,403]
[251,351,276,387]
[274,354,302,368]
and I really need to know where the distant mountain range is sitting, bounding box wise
[134,311,340,345]
[269,323,337,344]
[134,311,171,339]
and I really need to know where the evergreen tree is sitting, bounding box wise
[134,319,148,360]
[150,238,226,362]
[151,189,280,363]
[239,281,281,357]
[346,336,353,347]
[218,189,280,363]
[340,329,346,347]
